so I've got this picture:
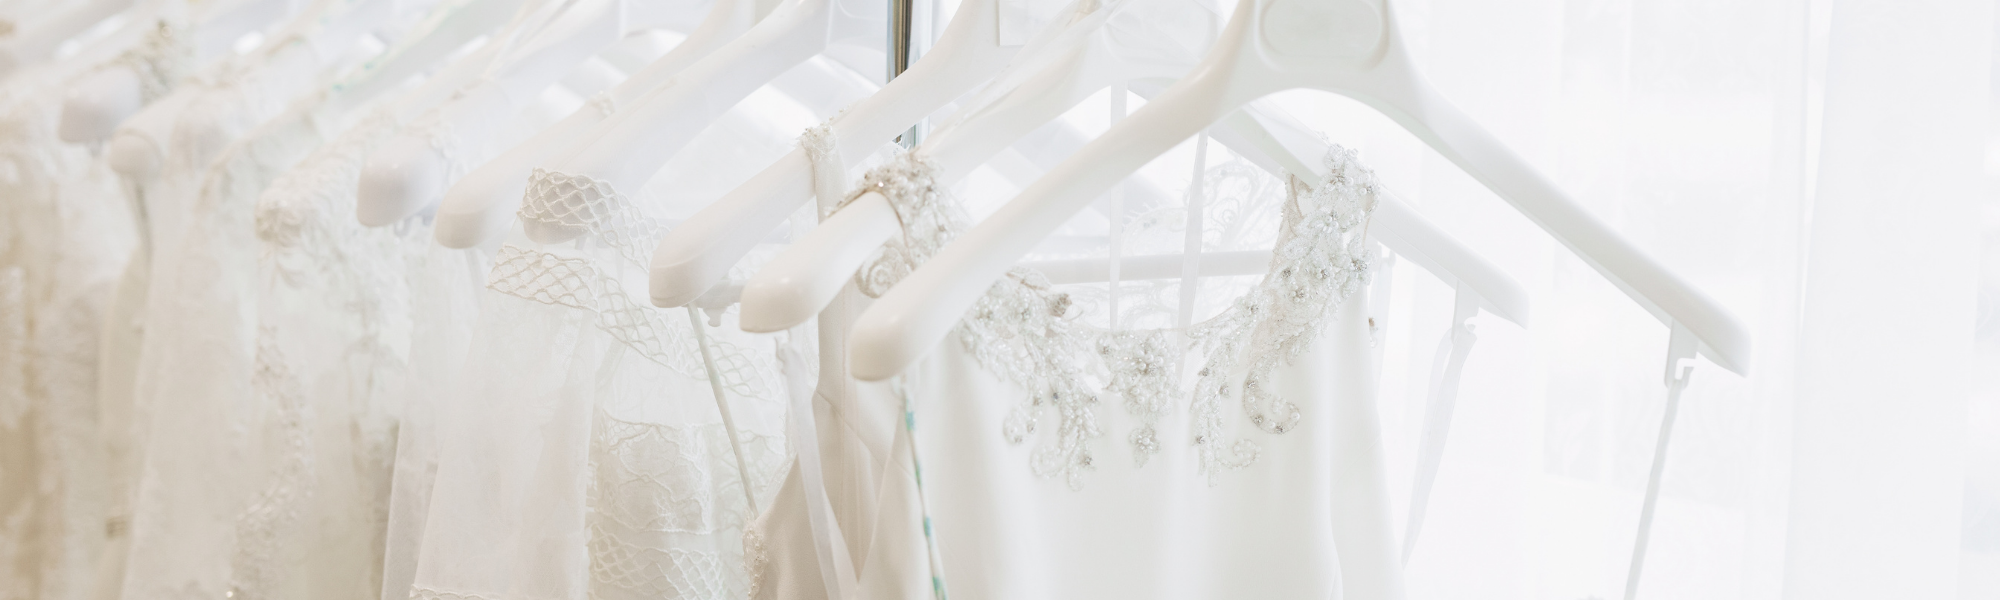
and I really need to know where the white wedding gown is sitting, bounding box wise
[5,7,1404,600]
[754,141,1398,599]
[405,93,821,600]
[252,86,579,600]
[0,32,141,600]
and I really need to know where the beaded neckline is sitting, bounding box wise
[832,147,1379,487]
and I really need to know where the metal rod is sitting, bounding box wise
[889,0,915,80]
[888,0,927,147]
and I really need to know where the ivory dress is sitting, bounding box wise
[252,88,581,600]
[0,31,142,600]
[405,104,810,600]
[755,144,1398,600]
[115,49,367,600]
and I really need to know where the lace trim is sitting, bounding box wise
[229,326,313,598]
[742,527,769,599]
[109,20,193,104]
[843,147,1379,487]
[586,524,726,598]
[591,415,719,534]
[588,91,617,118]
[585,413,784,599]
[1180,159,1377,475]
[834,151,960,297]
[486,246,768,401]
[519,168,671,270]
[799,123,836,172]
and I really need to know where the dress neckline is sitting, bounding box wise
[829,145,1381,487]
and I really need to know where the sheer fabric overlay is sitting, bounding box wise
[410,168,789,600]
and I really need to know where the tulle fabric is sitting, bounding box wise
[248,79,587,600]
[242,103,418,600]
[108,25,382,587]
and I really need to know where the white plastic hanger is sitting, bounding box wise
[0,0,135,78]
[644,0,1093,308]
[848,0,1749,381]
[59,0,310,143]
[354,0,700,226]
[428,0,782,246]
[321,0,529,117]
[1017,103,1529,325]
[736,0,1527,336]
[1203,98,1529,325]
[726,0,1228,326]
[519,0,885,237]
[99,0,405,180]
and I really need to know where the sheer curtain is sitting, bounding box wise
[1249,0,1997,598]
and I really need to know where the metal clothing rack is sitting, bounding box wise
[888,0,927,147]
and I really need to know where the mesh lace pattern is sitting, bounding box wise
[486,246,766,400]
[844,147,1379,487]
[587,524,725,598]
[489,168,784,598]
[518,168,671,270]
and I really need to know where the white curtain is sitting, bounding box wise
[1248,0,1998,598]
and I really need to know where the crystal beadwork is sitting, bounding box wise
[840,147,1379,486]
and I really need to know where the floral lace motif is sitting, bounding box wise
[586,412,786,599]
[110,20,193,104]
[833,151,961,297]
[1180,166,1377,475]
[228,326,313,599]
[847,148,1379,486]
[592,416,721,534]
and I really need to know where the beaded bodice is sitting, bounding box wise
[835,147,1379,487]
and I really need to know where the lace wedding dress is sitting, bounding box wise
[406,114,801,600]
[93,31,226,599]
[0,35,142,600]
[254,89,584,600]
[755,141,1389,599]
[114,52,365,600]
